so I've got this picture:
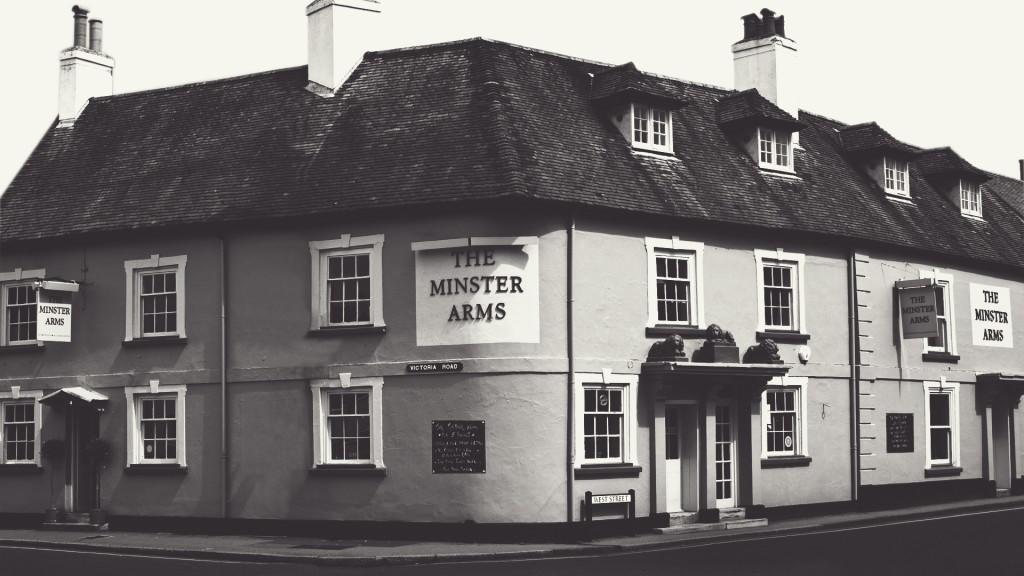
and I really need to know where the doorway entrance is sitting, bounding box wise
[39,387,109,514]
[664,403,699,513]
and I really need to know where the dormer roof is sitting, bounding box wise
[916,147,991,182]
[716,88,805,131]
[590,62,687,108]
[839,122,917,159]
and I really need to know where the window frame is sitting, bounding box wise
[574,372,639,467]
[757,127,794,172]
[754,249,807,334]
[124,384,187,467]
[630,103,673,154]
[0,390,43,466]
[309,234,385,331]
[923,380,960,469]
[883,156,910,198]
[310,375,384,468]
[959,179,982,218]
[920,269,957,356]
[0,268,45,348]
[644,237,705,329]
[124,255,187,342]
[761,376,808,459]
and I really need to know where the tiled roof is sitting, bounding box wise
[839,122,917,158]
[716,88,805,130]
[3,38,1023,272]
[590,62,686,107]
[916,147,991,181]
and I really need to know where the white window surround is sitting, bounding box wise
[573,371,639,467]
[923,379,960,469]
[309,234,385,330]
[959,179,982,218]
[0,268,45,348]
[920,268,957,356]
[761,376,808,459]
[310,375,384,468]
[124,383,187,467]
[0,389,43,466]
[883,156,910,198]
[757,127,794,173]
[644,237,705,328]
[630,103,673,154]
[754,249,807,333]
[124,255,187,341]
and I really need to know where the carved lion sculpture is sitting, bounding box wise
[705,324,735,344]
[648,334,688,361]
[745,338,782,364]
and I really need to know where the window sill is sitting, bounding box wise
[122,336,187,348]
[757,331,810,344]
[124,463,188,474]
[646,325,705,338]
[0,344,45,355]
[308,325,387,337]
[311,464,388,477]
[0,463,43,474]
[758,166,799,179]
[922,352,959,364]
[924,466,962,478]
[574,464,643,479]
[761,456,812,469]
[885,193,914,205]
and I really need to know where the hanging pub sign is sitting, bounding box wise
[896,279,939,339]
[36,303,72,342]
[970,283,1013,348]
[412,236,539,346]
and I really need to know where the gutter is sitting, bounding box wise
[847,250,860,504]
[566,214,576,523]
[220,235,230,519]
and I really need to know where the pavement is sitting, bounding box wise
[3,495,1024,567]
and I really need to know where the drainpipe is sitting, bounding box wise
[566,214,576,523]
[219,235,230,519]
[847,250,860,503]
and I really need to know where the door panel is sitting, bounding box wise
[665,407,682,512]
[714,403,736,508]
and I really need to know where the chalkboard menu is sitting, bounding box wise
[432,420,486,473]
[886,413,914,453]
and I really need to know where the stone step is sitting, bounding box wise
[654,517,767,535]
[40,521,108,532]
[667,511,699,526]
[718,507,746,521]
[996,488,1011,498]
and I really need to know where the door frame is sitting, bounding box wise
[713,400,738,509]
[663,400,699,513]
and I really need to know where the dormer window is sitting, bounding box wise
[631,104,672,153]
[959,179,982,217]
[758,127,792,170]
[883,156,909,197]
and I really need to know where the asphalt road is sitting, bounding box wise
[4,506,1024,575]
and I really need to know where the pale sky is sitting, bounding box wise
[1,1,1022,195]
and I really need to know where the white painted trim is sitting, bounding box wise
[0,268,46,283]
[756,127,795,173]
[310,376,385,468]
[920,268,957,355]
[0,270,45,348]
[958,178,983,219]
[123,255,187,341]
[630,104,674,154]
[882,156,911,198]
[124,384,187,466]
[573,372,639,467]
[923,380,960,469]
[644,237,705,329]
[0,390,44,466]
[754,249,806,333]
[309,234,386,330]
[761,376,809,459]
[410,236,538,251]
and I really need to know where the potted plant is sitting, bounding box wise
[84,438,111,525]
[40,439,65,523]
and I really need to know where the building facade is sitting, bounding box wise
[2,4,1024,535]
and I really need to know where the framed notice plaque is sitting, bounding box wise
[432,420,486,473]
[886,413,914,453]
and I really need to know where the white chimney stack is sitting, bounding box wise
[732,9,798,125]
[58,5,114,126]
[306,0,382,97]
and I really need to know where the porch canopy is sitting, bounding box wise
[40,386,109,408]
[976,373,1024,408]
[642,361,790,392]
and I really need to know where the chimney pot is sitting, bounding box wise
[741,14,760,41]
[1018,159,1023,181]
[89,19,103,52]
[775,15,786,38]
[760,8,777,36]
[72,5,90,48]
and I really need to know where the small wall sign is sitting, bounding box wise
[898,285,939,339]
[37,303,72,342]
[431,420,486,473]
[406,362,464,373]
[886,413,914,453]
[970,283,1013,348]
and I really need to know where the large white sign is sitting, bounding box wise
[970,283,1012,348]
[414,238,539,346]
[37,303,72,342]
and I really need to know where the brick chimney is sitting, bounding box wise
[306,0,382,97]
[732,9,798,138]
[58,5,114,126]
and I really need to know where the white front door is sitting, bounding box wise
[714,403,736,508]
[665,406,683,512]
